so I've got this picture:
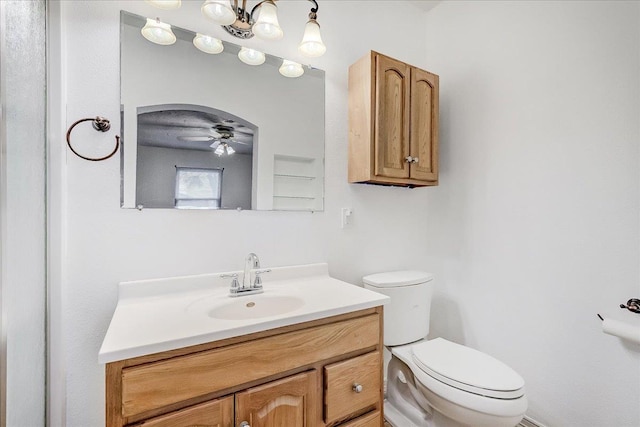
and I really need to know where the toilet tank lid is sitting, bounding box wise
[363,271,433,288]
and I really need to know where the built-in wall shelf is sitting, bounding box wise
[273,154,322,211]
[274,174,316,180]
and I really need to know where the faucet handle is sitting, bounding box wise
[253,269,271,287]
[220,273,240,289]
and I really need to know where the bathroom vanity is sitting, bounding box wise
[100,264,388,427]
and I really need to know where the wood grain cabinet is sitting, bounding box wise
[349,51,439,187]
[106,308,384,427]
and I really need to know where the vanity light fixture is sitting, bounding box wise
[141,18,177,45]
[193,33,224,54]
[279,59,304,78]
[145,0,182,10]
[238,46,266,65]
[201,0,326,57]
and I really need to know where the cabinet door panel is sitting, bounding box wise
[375,55,410,179]
[410,68,439,182]
[235,371,317,427]
[134,396,233,427]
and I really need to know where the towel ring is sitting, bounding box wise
[66,116,120,162]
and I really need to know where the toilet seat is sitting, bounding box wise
[391,340,528,419]
[411,338,525,399]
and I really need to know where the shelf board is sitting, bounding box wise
[273,195,316,200]
[274,174,316,180]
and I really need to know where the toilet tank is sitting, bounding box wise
[363,271,434,346]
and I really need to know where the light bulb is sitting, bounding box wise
[226,145,235,155]
[214,144,225,156]
[145,0,181,10]
[202,0,237,26]
[193,33,224,54]
[252,1,283,41]
[141,18,176,45]
[238,47,266,66]
[298,19,326,57]
[279,59,304,78]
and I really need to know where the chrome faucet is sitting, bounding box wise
[243,253,260,288]
[222,253,270,297]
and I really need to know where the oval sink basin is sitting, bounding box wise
[206,295,305,320]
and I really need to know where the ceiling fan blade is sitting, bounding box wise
[178,136,213,142]
[229,139,250,146]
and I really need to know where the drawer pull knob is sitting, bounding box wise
[239,422,250,427]
[352,383,363,393]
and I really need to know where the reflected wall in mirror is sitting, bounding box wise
[120,11,325,211]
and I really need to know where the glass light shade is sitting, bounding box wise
[214,144,225,156]
[298,19,326,57]
[141,18,176,45]
[225,145,235,155]
[193,33,224,54]
[252,1,283,41]
[145,0,181,10]
[202,0,237,25]
[279,60,304,78]
[238,47,266,66]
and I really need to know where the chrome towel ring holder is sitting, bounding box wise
[66,116,120,162]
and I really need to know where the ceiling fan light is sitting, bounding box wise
[193,33,224,54]
[202,0,237,26]
[298,18,326,58]
[238,47,266,66]
[252,1,283,41]
[214,144,225,156]
[141,18,176,45]
[145,0,181,10]
[226,145,236,155]
[279,59,304,78]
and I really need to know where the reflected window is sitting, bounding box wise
[174,167,222,209]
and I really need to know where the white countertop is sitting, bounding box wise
[99,263,388,363]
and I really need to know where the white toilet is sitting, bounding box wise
[363,271,527,427]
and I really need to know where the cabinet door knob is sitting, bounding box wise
[352,383,363,393]
[412,157,419,163]
[239,422,250,427]
[405,156,413,163]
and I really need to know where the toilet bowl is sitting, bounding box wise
[363,271,527,427]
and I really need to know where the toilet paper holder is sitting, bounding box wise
[597,298,640,321]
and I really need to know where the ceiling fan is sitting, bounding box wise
[178,125,252,155]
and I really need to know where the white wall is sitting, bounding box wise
[137,146,252,209]
[422,1,640,426]
[54,1,431,426]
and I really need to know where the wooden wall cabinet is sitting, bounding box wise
[349,51,439,187]
[106,308,384,427]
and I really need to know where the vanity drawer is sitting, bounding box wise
[129,395,233,427]
[324,351,381,424]
[121,314,379,418]
[338,411,382,427]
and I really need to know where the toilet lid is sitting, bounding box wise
[363,271,433,287]
[412,338,525,399]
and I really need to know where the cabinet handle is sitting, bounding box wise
[412,157,419,163]
[405,156,413,163]
[239,422,250,427]
[352,383,363,393]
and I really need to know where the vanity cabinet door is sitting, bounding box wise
[235,370,317,427]
[132,396,233,427]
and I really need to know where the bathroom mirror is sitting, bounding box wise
[120,12,325,211]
